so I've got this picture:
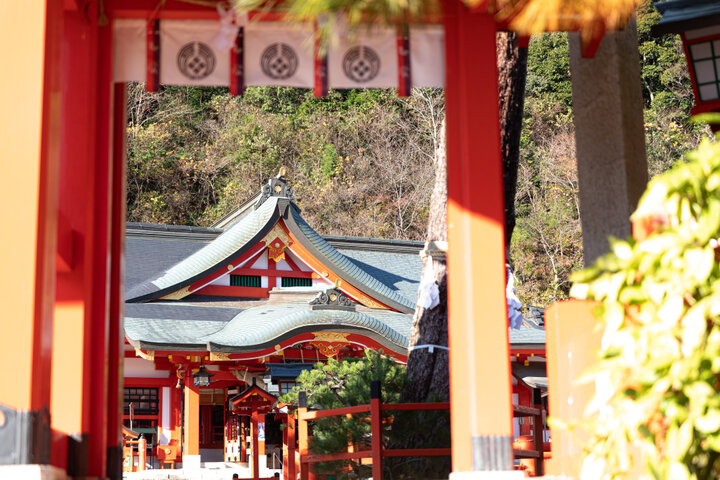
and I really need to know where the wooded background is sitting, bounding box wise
[126,1,709,308]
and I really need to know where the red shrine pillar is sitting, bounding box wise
[184,380,201,462]
[51,4,124,478]
[251,410,260,480]
[443,0,516,475]
[0,1,62,475]
[283,414,296,480]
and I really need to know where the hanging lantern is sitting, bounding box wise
[653,1,720,128]
[192,366,215,387]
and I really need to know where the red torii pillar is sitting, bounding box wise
[443,0,516,475]
[0,2,125,479]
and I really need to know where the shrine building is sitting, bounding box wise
[122,172,546,469]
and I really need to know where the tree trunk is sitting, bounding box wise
[497,32,528,253]
[402,32,528,403]
[402,116,449,403]
[391,33,528,479]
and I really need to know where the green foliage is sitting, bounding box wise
[320,144,340,181]
[525,32,571,110]
[281,352,406,479]
[280,351,449,480]
[126,85,440,239]
[281,351,406,409]
[512,1,711,307]
[571,138,720,479]
[513,33,580,306]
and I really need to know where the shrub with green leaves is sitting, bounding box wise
[571,138,720,479]
[280,351,449,479]
[281,351,406,478]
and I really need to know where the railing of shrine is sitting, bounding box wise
[512,404,547,476]
[289,381,547,480]
[122,435,147,473]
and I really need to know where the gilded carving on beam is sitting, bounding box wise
[267,237,288,262]
[312,332,350,343]
[311,341,349,358]
[210,352,232,361]
[261,224,293,254]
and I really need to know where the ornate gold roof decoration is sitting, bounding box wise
[312,332,350,343]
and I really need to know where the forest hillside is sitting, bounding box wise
[126,1,710,307]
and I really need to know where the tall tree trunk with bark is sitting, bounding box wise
[402,116,449,403]
[498,32,528,253]
[390,33,527,480]
[402,32,528,404]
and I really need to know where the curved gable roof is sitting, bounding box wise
[125,176,419,313]
[285,205,415,313]
[125,196,281,302]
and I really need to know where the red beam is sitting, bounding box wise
[305,451,370,463]
[226,267,314,278]
[510,349,545,356]
[193,285,270,298]
[299,405,371,421]
[124,377,175,387]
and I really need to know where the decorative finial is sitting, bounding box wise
[254,168,296,209]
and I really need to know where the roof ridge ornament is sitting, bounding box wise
[254,167,296,209]
[309,287,356,311]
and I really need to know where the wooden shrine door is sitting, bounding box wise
[199,388,226,451]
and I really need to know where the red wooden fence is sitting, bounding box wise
[287,381,546,480]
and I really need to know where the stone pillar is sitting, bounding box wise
[569,18,648,265]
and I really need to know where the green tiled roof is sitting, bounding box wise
[124,301,544,351]
[125,303,412,354]
[207,305,410,351]
[125,178,419,312]
[285,205,416,313]
[126,197,281,302]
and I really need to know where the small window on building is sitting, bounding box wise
[279,382,298,395]
[123,387,159,416]
[281,277,312,287]
[230,275,261,288]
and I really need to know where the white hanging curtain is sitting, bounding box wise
[112,18,445,90]
[245,22,314,88]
